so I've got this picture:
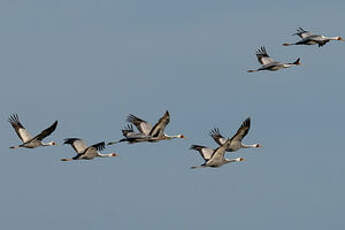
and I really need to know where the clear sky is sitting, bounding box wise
[1,0,345,229]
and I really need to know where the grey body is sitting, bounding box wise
[283,27,344,47]
[248,46,300,72]
[61,138,117,161]
[190,140,244,169]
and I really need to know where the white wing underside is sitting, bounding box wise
[260,57,274,65]
[299,32,314,39]
[18,128,33,143]
[217,137,227,145]
[71,139,88,153]
[200,147,214,160]
[140,122,152,136]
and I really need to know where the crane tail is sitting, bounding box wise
[60,158,73,161]
[247,69,258,73]
[107,138,127,145]
[190,165,205,169]
[107,141,119,146]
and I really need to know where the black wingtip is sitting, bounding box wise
[209,128,220,136]
[91,141,106,151]
[127,114,140,123]
[190,145,197,150]
[63,138,80,144]
[122,124,134,136]
[242,117,251,127]
[293,58,301,65]
[190,145,202,151]
[256,46,268,57]
[63,138,71,144]
[8,113,19,123]
[122,124,133,131]
[52,120,58,128]
[107,141,117,146]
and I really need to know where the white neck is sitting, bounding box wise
[224,159,235,164]
[41,141,54,146]
[323,36,339,40]
[97,153,116,158]
[225,157,242,163]
[165,134,180,139]
[241,143,257,148]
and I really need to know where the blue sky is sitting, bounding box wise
[1,0,345,229]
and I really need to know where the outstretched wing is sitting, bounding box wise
[209,128,227,146]
[208,139,231,162]
[64,138,88,154]
[8,114,33,143]
[84,142,106,159]
[256,46,274,65]
[149,111,170,137]
[230,117,251,143]
[293,27,313,39]
[190,145,214,160]
[32,121,58,141]
[127,114,152,135]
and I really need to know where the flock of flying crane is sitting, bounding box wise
[8,27,344,169]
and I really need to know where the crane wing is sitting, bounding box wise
[230,117,251,143]
[149,111,170,137]
[209,128,227,146]
[293,27,313,39]
[127,114,152,135]
[256,46,274,65]
[122,124,148,138]
[32,120,58,141]
[190,145,214,160]
[8,114,33,143]
[64,138,88,154]
[84,142,106,158]
[121,124,135,137]
[208,139,231,162]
